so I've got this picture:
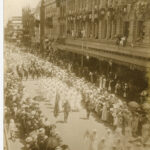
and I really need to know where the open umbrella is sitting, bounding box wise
[128,101,140,109]
[142,102,150,110]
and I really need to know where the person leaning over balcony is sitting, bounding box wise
[115,34,121,47]
[120,36,127,47]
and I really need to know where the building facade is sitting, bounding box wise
[33,1,41,45]
[34,0,150,71]
[5,16,23,42]
[65,0,150,45]
[44,0,60,40]
[31,0,150,100]
[56,0,150,71]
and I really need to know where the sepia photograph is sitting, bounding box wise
[3,0,150,150]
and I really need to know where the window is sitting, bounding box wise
[123,21,129,37]
[136,21,144,39]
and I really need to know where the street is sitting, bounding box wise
[22,79,109,150]
[5,44,150,150]
[4,0,150,149]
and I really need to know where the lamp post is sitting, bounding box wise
[40,0,45,53]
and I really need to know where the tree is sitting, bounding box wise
[22,7,35,47]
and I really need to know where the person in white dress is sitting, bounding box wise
[97,138,106,150]
[105,129,113,150]
[101,103,108,122]
[83,130,91,150]
[89,129,98,150]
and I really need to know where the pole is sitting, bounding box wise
[40,0,45,53]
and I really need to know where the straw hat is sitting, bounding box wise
[38,128,45,135]
[25,137,33,143]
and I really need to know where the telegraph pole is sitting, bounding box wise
[40,0,45,53]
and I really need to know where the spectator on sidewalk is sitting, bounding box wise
[9,119,16,141]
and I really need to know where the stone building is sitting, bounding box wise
[54,0,150,99]
[65,0,150,45]
[5,16,23,42]
[33,0,150,98]
[44,0,60,40]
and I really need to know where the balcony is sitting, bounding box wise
[55,38,150,70]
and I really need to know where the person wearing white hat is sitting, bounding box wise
[25,137,34,149]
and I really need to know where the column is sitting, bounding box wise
[101,19,106,39]
[116,18,121,35]
[143,21,150,44]
[85,21,88,38]
[106,19,111,39]
[73,19,76,31]
[95,21,99,38]
[66,0,68,37]
[98,20,102,39]
[111,20,116,39]
[92,22,95,38]
[128,20,136,43]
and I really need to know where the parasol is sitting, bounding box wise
[142,102,150,110]
[128,101,140,109]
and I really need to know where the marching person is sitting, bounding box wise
[23,66,28,80]
[63,100,71,123]
[54,92,60,118]
[89,129,98,150]
[83,130,90,150]
[86,98,92,119]
[101,103,108,122]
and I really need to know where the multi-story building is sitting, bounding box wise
[55,0,150,98]
[57,0,150,69]
[65,0,150,45]
[44,0,60,40]
[34,0,150,98]
[5,16,23,42]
